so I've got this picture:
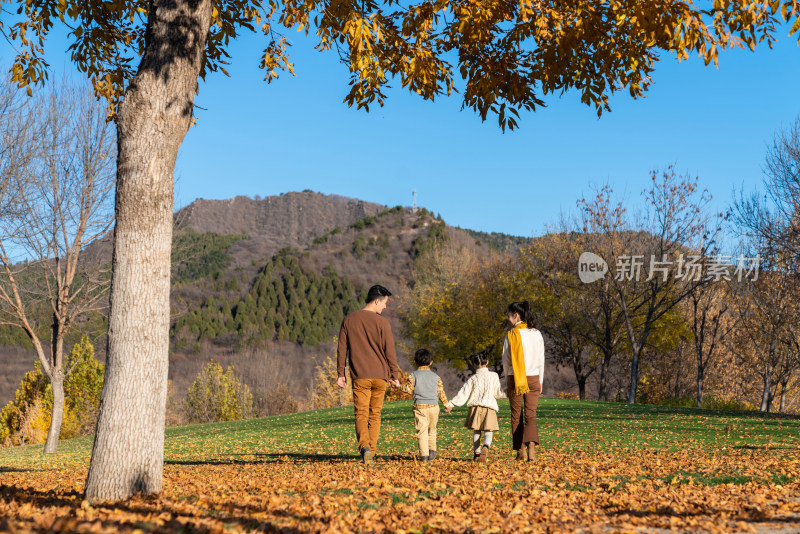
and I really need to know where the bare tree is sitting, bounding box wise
[579,169,722,404]
[689,281,735,408]
[776,323,800,413]
[733,273,796,412]
[522,232,600,400]
[0,78,115,452]
[733,117,800,412]
[573,227,628,401]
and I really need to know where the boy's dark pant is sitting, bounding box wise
[352,378,387,453]
[508,375,541,449]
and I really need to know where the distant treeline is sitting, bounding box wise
[172,252,362,350]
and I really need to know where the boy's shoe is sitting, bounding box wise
[428,450,437,461]
[478,444,489,463]
[419,455,430,462]
[361,447,373,464]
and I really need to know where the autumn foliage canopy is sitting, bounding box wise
[2,0,798,129]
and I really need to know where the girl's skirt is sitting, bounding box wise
[464,406,499,431]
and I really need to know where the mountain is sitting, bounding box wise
[176,192,386,247]
[0,191,532,409]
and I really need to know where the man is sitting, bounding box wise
[337,284,401,463]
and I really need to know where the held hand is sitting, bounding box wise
[390,379,401,388]
[336,376,347,389]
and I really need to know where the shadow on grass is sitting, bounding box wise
[733,444,795,450]
[165,452,482,466]
[166,452,354,466]
[0,484,81,508]
[0,466,36,473]
[610,505,800,526]
[0,484,315,533]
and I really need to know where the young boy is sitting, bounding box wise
[400,348,449,461]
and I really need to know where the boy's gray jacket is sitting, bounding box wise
[411,369,441,405]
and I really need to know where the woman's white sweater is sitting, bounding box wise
[502,327,545,386]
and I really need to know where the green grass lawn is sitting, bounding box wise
[2,398,798,468]
[3,399,800,533]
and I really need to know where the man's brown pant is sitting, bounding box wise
[352,378,387,453]
[508,375,541,450]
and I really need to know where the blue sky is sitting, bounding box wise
[3,24,799,237]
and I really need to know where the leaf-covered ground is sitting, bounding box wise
[2,399,800,533]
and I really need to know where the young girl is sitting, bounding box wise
[444,348,506,462]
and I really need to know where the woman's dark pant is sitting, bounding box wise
[508,375,541,449]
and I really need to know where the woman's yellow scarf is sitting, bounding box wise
[508,322,529,395]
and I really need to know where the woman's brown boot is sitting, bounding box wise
[526,442,536,462]
[515,448,526,461]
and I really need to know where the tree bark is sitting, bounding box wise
[43,369,64,454]
[696,363,704,409]
[760,362,772,413]
[570,349,589,400]
[597,349,613,401]
[628,346,641,404]
[577,375,587,401]
[84,0,212,502]
[43,318,66,453]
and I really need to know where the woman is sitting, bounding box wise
[502,301,545,461]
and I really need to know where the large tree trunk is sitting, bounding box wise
[43,369,64,454]
[84,0,212,502]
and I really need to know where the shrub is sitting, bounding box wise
[60,336,104,437]
[311,355,352,409]
[349,215,376,231]
[261,383,298,416]
[657,395,756,412]
[553,391,580,400]
[635,374,667,405]
[702,396,756,411]
[411,221,448,258]
[378,206,404,217]
[352,237,366,259]
[165,380,187,427]
[0,336,103,447]
[185,360,254,423]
